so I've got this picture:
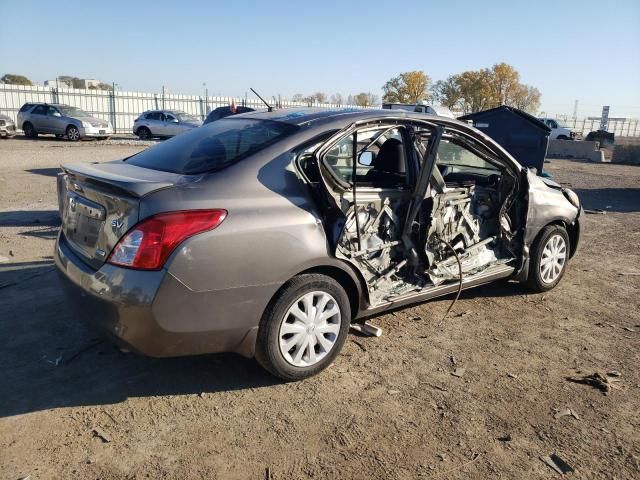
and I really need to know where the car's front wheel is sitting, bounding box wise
[255,273,351,381]
[526,225,570,292]
[66,125,81,142]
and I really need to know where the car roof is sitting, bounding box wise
[239,107,473,130]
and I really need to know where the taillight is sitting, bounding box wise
[107,209,227,270]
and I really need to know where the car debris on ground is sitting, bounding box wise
[566,371,622,395]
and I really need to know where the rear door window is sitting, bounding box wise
[31,105,47,115]
[126,118,298,174]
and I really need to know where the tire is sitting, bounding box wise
[66,125,80,142]
[255,273,351,381]
[137,127,151,140]
[525,225,570,292]
[557,135,569,140]
[23,122,38,138]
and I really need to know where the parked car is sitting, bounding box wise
[133,110,202,139]
[55,109,582,380]
[538,117,582,140]
[203,105,255,125]
[17,103,113,141]
[0,113,16,138]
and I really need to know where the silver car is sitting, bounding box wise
[17,103,113,141]
[132,110,202,139]
[54,109,582,380]
[0,113,16,138]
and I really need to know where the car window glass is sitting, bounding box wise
[32,105,47,115]
[20,104,34,113]
[322,127,406,187]
[145,112,161,120]
[47,107,59,116]
[436,138,499,172]
[126,118,298,175]
[165,114,176,122]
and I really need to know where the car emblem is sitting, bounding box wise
[69,196,77,212]
[111,218,124,233]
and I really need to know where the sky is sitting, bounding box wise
[1,0,639,118]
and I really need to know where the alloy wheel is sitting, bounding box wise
[67,127,80,141]
[278,291,341,367]
[540,234,566,284]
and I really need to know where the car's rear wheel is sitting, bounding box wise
[66,125,80,142]
[525,225,569,292]
[23,122,37,138]
[255,273,351,381]
[137,127,151,140]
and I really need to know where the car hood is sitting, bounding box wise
[76,115,111,126]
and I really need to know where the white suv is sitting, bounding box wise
[539,118,582,141]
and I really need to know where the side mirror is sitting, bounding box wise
[171,118,179,123]
[52,112,62,118]
[358,151,374,166]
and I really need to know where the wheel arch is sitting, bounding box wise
[536,219,577,257]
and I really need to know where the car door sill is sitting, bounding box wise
[358,264,515,318]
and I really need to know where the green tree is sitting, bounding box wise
[1,74,33,86]
[382,71,431,104]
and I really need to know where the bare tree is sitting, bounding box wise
[314,92,327,103]
[330,93,344,105]
[292,93,304,102]
[354,92,378,107]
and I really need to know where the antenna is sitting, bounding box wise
[250,88,273,112]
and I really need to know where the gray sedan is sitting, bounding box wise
[54,109,582,380]
[132,110,202,139]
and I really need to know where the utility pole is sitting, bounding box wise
[572,99,578,120]
[111,82,119,133]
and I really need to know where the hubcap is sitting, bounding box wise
[279,291,341,367]
[540,234,566,284]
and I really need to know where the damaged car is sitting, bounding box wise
[54,109,582,380]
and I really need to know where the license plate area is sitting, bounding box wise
[64,192,106,249]
[99,129,105,134]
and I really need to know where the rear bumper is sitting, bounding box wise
[54,233,260,357]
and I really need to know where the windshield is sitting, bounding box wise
[126,118,298,174]
[173,111,200,123]
[57,106,92,117]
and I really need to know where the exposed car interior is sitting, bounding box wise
[311,121,525,306]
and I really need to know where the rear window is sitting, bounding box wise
[126,118,298,174]
[19,104,35,112]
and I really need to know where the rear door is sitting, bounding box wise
[29,105,48,131]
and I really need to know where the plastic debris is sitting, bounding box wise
[92,427,111,443]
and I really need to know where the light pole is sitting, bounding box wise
[111,82,119,133]
[203,82,208,118]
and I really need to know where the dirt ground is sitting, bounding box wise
[1,137,639,479]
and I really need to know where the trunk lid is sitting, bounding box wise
[58,161,182,269]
